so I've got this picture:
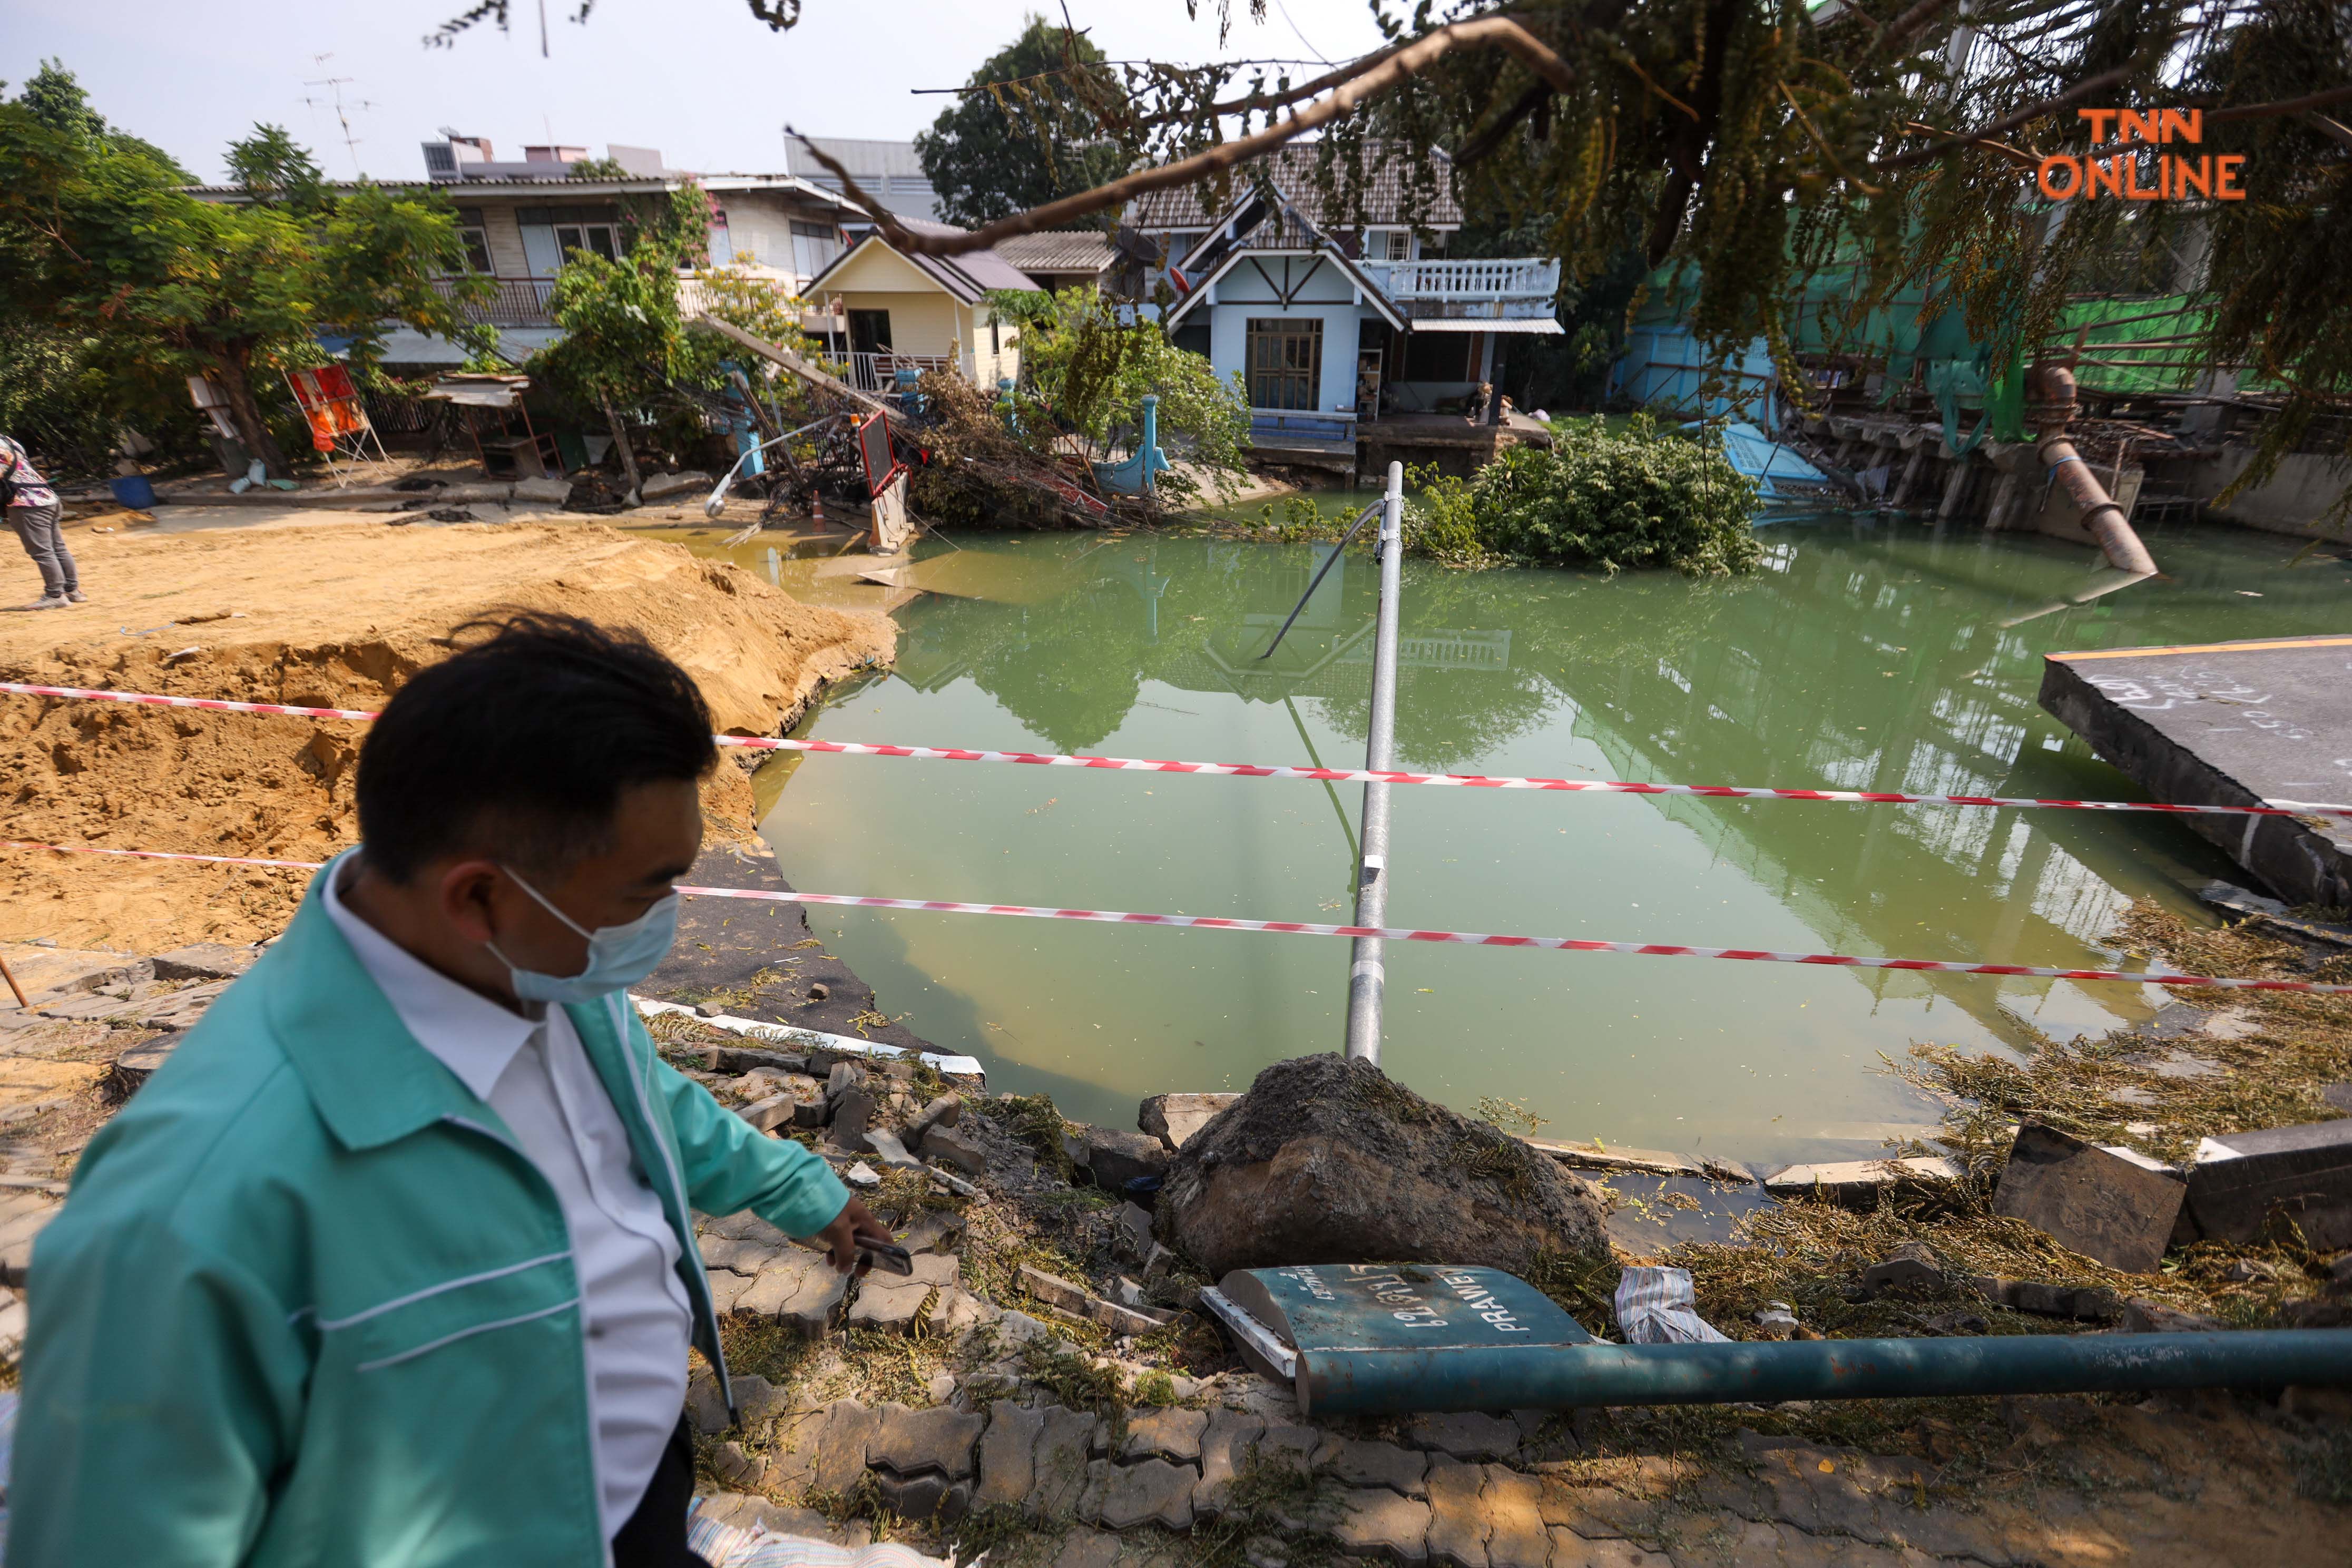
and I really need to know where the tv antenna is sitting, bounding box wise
[301,64,375,179]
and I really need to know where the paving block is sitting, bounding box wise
[923,1122,987,1174]
[736,1250,851,1336]
[737,1093,799,1134]
[0,943,150,999]
[1193,1408,1267,1518]
[975,1401,1044,1510]
[1405,1412,1521,1461]
[704,1270,754,1314]
[1332,1487,1433,1564]
[1139,1092,1243,1150]
[1081,1455,1197,1531]
[150,943,257,982]
[898,1208,968,1255]
[0,1189,64,1286]
[1549,1531,1673,1568]
[1114,1201,1157,1260]
[685,1373,732,1435]
[1033,1404,1102,1520]
[1048,1525,1126,1568]
[699,1232,787,1274]
[736,1375,795,1432]
[1073,1123,1170,1190]
[1857,1240,1949,1296]
[828,1088,876,1150]
[124,981,230,1030]
[847,1251,960,1334]
[2187,1118,2352,1249]
[811,1400,879,1496]
[709,1440,769,1493]
[1424,1454,1490,1568]
[1992,1123,2185,1273]
[1315,1435,1428,1497]
[869,1400,985,1479]
[1481,1466,1550,1568]
[870,1471,972,1526]
[1121,1405,1209,1464]
[1020,1263,1092,1315]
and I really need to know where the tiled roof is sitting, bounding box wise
[1124,140,1460,230]
[812,218,1042,303]
[991,230,1115,274]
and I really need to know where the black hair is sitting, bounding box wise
[356,612,718,884]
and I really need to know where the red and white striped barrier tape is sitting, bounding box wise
[8,838,2347,995]
[9,681,2348,821]
[2,682,381,722]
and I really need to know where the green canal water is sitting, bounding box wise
[734,516,2348,1163]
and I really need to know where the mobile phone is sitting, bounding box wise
[857,1238,914,1276]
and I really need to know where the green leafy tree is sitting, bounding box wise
[226,124,328,211]
[17,59,107,142]
[0,86,488,479]
[534,185,718,498]
[1009,286,1249,499]
[914,15,1127,228]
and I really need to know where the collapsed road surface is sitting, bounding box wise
[2041,634,2352,908]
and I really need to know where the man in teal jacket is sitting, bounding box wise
[13,613,893,1566]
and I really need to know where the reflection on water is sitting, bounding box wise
[752,515,2349,1160]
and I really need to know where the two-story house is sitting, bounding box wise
[187,140,867,371]
[1124,141,1562,472]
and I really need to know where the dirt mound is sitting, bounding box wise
[1160,1052,1611,1277]
[0,521,893,951]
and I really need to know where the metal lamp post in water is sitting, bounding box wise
[1344,462,1406,1065]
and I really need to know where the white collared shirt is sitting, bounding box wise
[323,868,691,1540]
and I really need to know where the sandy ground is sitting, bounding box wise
[0,520,894,951]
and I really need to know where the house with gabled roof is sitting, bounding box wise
[1125,140,1562,472]
[802,217,1044,394]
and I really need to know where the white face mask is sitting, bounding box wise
[486,867,681,1004]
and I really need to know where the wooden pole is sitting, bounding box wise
[0,952,33,1014]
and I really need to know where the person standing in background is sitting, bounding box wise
[1,433,80,611]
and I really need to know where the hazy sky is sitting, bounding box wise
[11,0,1391,184]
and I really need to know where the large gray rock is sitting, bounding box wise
[1158,1054,1607,1278]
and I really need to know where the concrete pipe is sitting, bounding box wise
[2031,363,2159,576]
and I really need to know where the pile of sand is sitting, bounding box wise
[0,521,894,951]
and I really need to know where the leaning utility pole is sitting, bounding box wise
[1344,462,1406,1065]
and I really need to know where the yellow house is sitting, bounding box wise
[805,218,1043,394]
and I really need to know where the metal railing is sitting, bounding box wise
[431,276,558,327]
[844,350,961,393]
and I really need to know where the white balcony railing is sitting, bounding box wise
[1361,258,1561,322]
[845,350,961,394]
[1365,258,1560,299]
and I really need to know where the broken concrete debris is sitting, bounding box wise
[2186,1118,2352,1249]
[1857,1241,1949,1297]
[1067,1123,1170,1191]
[1017,1262,1171,1338]
[1760,1154,1963,1207]
[1138,1092,1242,1151]
[1991,1123,2186,1274]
